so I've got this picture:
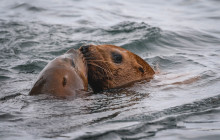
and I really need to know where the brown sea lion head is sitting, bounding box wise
[29,49,88,97]
[79,44,155,92]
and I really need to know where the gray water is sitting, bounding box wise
[0,0,220,139]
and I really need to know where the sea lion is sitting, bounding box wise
[79,44,155,92]
[29,49,88,97]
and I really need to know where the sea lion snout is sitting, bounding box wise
[80,44,155,92]
[80,45,91,54]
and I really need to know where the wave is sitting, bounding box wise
[12,60,47,73]
[11,3,46,12]
[70,95,220,140]
[0,13,220,139]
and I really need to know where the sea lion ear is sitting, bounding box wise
[138,66,144,73]
[66,48,77,54]
[135,63,145,73]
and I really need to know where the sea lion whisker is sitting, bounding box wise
[88,62,112,88]
[83,45,155,92]
[87,60,113,75]
[87,59,114,64]
[85,57,96,60]
[102,62,117,87]
[88,59,114,73]
[88,61,117,86]
[87,62,114,87]
[100,62,117,86]
[87,62,112,77]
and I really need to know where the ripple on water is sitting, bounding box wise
[106,21,152,34]
[0,0,220,139]
[0,37,10,44]
[68,95,220,140]
[102,21,162,53]
[18,40,40,48]
[12,60,47,73]
[11,3,46,12]
[0,75,11,81]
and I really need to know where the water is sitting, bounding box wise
[0,0,220,139]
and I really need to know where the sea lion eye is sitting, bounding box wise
[111,52,122,63]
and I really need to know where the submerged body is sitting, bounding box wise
[80,44,155,92]
[29,49,88,97]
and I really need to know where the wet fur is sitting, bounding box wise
[80,44,155,92]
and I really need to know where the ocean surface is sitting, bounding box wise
[0,0,220,139]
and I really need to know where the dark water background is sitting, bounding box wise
[0,0,220,139]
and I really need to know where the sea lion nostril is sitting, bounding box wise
[80,45,91,54]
